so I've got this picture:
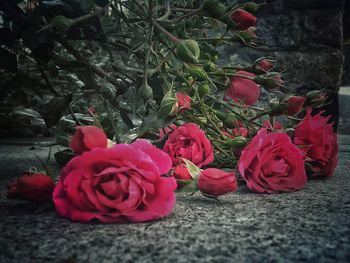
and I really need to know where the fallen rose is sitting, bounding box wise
[163,123,214,168]
[225,71,260,106]
[198,168,237,197]
[294,108,338,178]
[7,173,55,203]
[70,125,108,154]
[238,129,307,193]
[53,139,176,223]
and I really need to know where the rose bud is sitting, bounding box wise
[230,9,257,30]
[172,164,192,189]
[176,92,191,112]
[242,2,261,14]
[203,0,227,19]
[186,65,208,81]
[176,39,200,64]
[268,97,289,116]
[138,83,153,101]
[70,125,108,154]
[198,83,210,98]
[225,70,260,106]
[197,168,237,197]
[7,173,55,203]
[231,29,257,46]
[255,74,284,90]
[253,59,273,74]
[284,96,305,115]
[304,90,328,107]
[159,92,178,117]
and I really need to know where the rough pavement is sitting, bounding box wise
[0,136,350,263]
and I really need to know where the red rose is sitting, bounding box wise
[294,108,338,178]
[70,125,108,154]
[7,173,55,203]
[53,139,176,223]
[198,168,237,196]
[230,9,257,30]
[225,71,260,106]
[232,127,248,137]
[176,92,191,112]
[284,96,305,115]
[238,129,307,193]
[163,123,214,168]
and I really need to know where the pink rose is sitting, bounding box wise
[53,139,176,223]
[294,108,338,178]
[230,9,257,31]
[284,96,305,115]
[225,71,260,106]
[176,92,191,112]
[70,126,108,154]
[163,123,214,168]
[7,173,55,203]
[198,168,237,196]
[238,129,307,193]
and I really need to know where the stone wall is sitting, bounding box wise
[222,0,346,127]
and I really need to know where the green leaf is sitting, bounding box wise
[40,94,73,128]
[178,180,198,193]
[120,108,134,129]
[54,149,76,166]
[181,158,202,180]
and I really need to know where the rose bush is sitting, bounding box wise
[163,123,214,168]
[294,108,338,178]
[7,173,55,203]
[70,126,108,154]
[53,140,176,223]
[238,129,307,193]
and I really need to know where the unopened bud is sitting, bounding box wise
[231,30,257,45]
[253,59,273,74]
[268,98,288,116]
[305,90,328,107]
[242,2,261,14]
[159,91,178,117]
[186,65,208,81]
[203,61,217,72]
[198,83,210,98]
[138,83,153,101]
[176,39,200,64]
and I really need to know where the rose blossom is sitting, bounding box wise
[7,173,55,203]
[225,71,260,106]
[70,125,108,154]
[294,108,338,178]
[176,92,191,112]
[238,129,307,193]
[230,9,257,31]
[163,123,214,168]
[198,168,237,197]
[53,139,176,223]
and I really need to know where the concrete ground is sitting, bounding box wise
[0,136,350,263]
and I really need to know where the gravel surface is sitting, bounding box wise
[0,139,350,263]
